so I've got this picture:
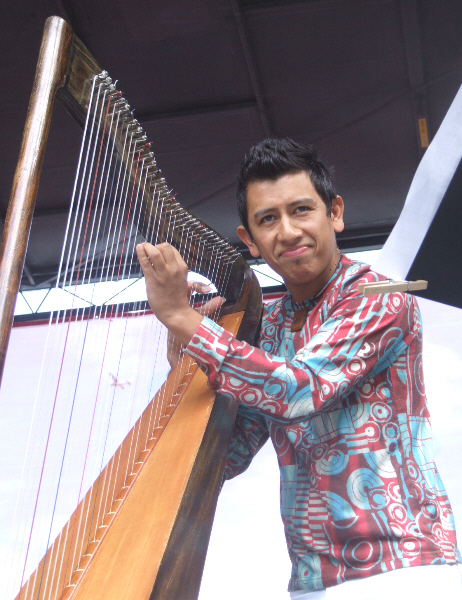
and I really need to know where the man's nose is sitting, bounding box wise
[277,215,301,242]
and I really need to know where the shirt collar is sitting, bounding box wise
[283,254,350,312]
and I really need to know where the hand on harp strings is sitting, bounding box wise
[167,281,225,369]
[136,241,225,351]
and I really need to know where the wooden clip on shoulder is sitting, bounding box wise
[358,280,428,296]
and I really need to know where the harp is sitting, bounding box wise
[0,16,261,600]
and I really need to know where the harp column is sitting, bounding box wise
[0,16,72,384]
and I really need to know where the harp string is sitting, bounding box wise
[117,177,163,490]
[13,76,108,598]
[105,181,167,529]
[52,109,170,597]
[22,78,112,600]
[55,108,142,596]
[54,116,154,597]
[57,80,110,312]
[77,157,151,546]
[19,81,130,600]
[72,94,121,303]
[40,84,117,595]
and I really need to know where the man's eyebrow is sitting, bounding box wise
[252,198,316,220]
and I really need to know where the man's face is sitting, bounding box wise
[237,171,344,301]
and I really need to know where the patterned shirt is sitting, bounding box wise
[185,256,460,593]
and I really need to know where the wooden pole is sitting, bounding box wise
[0,16,72,385]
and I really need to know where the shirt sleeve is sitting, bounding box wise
[185,288,420,423]
[223,403,269,481]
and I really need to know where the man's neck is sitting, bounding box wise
[285,249,341,302]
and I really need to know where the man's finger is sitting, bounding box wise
[136,243,156,276]
[144,243,170,274]
[198,296,225,316]
[170,244,187,265]
[155,242,175,264]
[188,281,212,297]
[155,243,187,271]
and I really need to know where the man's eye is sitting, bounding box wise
[295,206,310,214]
[260,215,275,224]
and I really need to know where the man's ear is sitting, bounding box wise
[331,196,345,234]
[237,225,261,258]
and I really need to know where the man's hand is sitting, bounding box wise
[136,242,224,348]
[166,281,225,369]
[136,242,200,345]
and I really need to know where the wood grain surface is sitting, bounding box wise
[0,17,72,384]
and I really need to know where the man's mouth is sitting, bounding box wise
[279,245,311,259]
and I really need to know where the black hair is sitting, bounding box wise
[236,138,337,232]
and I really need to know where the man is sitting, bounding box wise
[136,138,460,598]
